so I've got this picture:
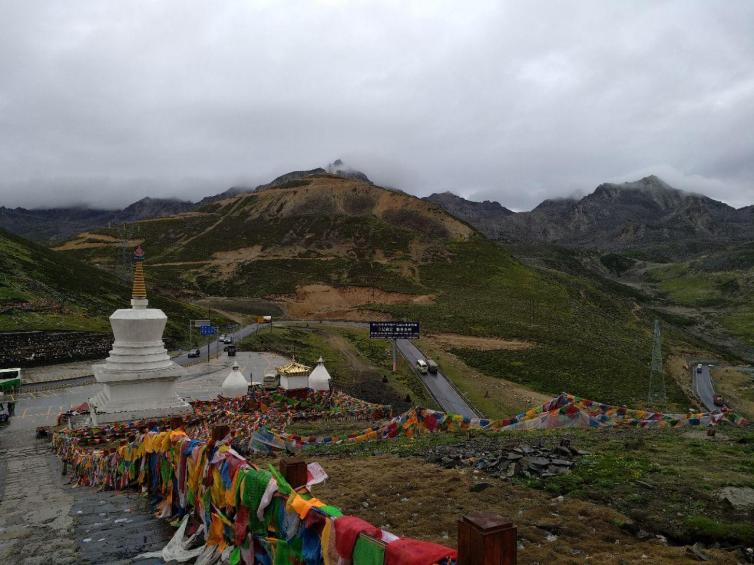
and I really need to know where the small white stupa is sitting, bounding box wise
[88,246,190,424]
[222,362,249,398]
[308,357,332,391]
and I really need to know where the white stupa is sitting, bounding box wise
[88,247,190,425]
[222,362,249,398]
[308,357,332,391]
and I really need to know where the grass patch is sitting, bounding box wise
[307,424,754,547]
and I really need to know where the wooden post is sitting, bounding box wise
[279,458,308,490]
[458,512,517,565]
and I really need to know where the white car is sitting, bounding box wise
[416,359,428,374]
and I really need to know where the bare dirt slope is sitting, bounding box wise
[430,333,534,351]
[274,284,435,320]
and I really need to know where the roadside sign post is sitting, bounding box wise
[199,325,216,364]
[369,322,420,374]
[189,319,211,350]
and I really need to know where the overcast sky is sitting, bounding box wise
[1,1,753,211]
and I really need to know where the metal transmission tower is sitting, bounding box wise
[648,319,666,406]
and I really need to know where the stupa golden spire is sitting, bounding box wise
[132,245,147,299]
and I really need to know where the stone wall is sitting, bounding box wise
[0,331,112,368]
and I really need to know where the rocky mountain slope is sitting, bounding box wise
[427,176,754,258]
[0,197,194,243]
[425,192,514,238]
[59,173,474,298]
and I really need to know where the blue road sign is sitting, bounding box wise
[199,325,216,336]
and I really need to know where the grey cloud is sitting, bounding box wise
[0,0,752,210]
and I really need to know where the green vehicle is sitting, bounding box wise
[0,368,21,393]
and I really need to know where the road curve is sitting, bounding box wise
[395,339,479,419]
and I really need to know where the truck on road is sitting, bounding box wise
[427,359,439,374]
[416,359,428,375]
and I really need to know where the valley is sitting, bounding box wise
[32,172,704,409]
[2,167,753,562]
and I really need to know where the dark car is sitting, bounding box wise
[187,348,201,358]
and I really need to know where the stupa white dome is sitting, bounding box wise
[309,357,331,392]
[222,363,249,398]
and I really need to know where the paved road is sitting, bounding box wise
[693,363,719,412]
[174,322,262,366]
[279,321,481,417]
[395,339,479,418]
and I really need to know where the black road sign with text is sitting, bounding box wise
[369,321,420,339]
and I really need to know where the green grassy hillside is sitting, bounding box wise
[378,239,687,407]
[0,227,210,346]
[637,247,754,348]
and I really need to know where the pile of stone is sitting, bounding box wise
[426,438,588,479]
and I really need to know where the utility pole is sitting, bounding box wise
[207,306,211,364]
[648,319,666,406]
[392,339,397,373]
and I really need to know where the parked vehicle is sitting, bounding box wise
[427,359,439,374]
[187,348,201,358]
[0,392,15,424]
[0,368,21,393]
[416,359,428,374]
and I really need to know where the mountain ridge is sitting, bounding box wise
[0,197,195,243]
[426,176,753,256]
[0,161,373,242]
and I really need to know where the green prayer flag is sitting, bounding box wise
[352,535,384,565]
